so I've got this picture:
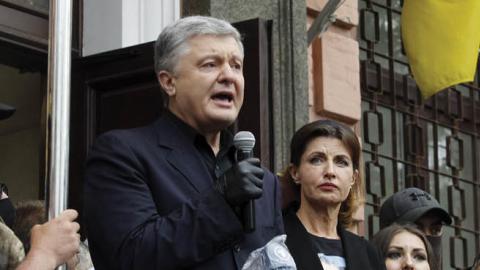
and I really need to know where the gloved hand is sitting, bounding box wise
[224,157,264,206]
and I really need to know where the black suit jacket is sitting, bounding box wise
[283,205,386,270]
[84,113,284,270]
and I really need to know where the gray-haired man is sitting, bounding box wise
[84,16,284,270]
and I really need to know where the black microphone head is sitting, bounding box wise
[233,131,255,152]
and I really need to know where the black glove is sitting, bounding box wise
[223,157,264,206]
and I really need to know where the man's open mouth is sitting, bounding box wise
[211,91,234,103]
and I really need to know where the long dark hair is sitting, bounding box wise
[371,223,437,270]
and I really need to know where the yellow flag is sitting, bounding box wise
[401,0,480,98]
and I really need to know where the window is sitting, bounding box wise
[359,0,480,268]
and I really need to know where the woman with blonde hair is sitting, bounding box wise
[282,119,385,270]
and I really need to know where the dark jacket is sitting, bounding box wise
[84,113,284,270]
[283,204,386,270]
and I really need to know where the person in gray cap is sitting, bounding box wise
[379,187,452,269]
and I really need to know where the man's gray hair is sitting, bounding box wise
[154,16,243,74]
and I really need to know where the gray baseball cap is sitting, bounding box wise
[0,102,15,120]
[379,187,452,228]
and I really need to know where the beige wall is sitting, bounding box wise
[306,0,364,233]
[307,0,360,124]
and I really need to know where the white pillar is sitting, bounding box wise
[84,0,180,56]
[47,0,72,267]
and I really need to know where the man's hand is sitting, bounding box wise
[17,209,80,270]
[224,157,264,206]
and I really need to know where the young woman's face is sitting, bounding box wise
[385,231,430,270]
[290,137,357,207]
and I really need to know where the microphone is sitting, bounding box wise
[233,131,256,233]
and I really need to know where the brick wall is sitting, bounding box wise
[306,0,364,234]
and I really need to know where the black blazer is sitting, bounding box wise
[283,205,386,270]
[84,113,284,270]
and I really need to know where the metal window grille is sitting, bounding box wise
[359,0,480,269]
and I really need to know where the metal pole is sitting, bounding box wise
[306,0,341,44]
[47,0,72,230]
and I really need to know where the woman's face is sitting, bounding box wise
[385,231,430,270]
[290,137,357,207]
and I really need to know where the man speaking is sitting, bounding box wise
[84,16,283,270]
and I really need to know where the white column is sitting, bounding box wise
[122,0,181,48]
[84,0,180,56]
[47,3,72,269]
[83,0,122,56]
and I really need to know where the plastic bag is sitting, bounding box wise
[242,234,296,270]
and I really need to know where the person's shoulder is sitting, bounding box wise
[0,222,25,265]
[281,202,301,232]
[101,122,156,140]
[341,228,371,247]
[86,122,160,162]
[340,229,385,269]
[263,169,276,180]
[94,121,158,147]
[262,169,283,191]
[352,234,384,264]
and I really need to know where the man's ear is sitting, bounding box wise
[157,71,176,96]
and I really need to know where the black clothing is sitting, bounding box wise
[283,203,386,270]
